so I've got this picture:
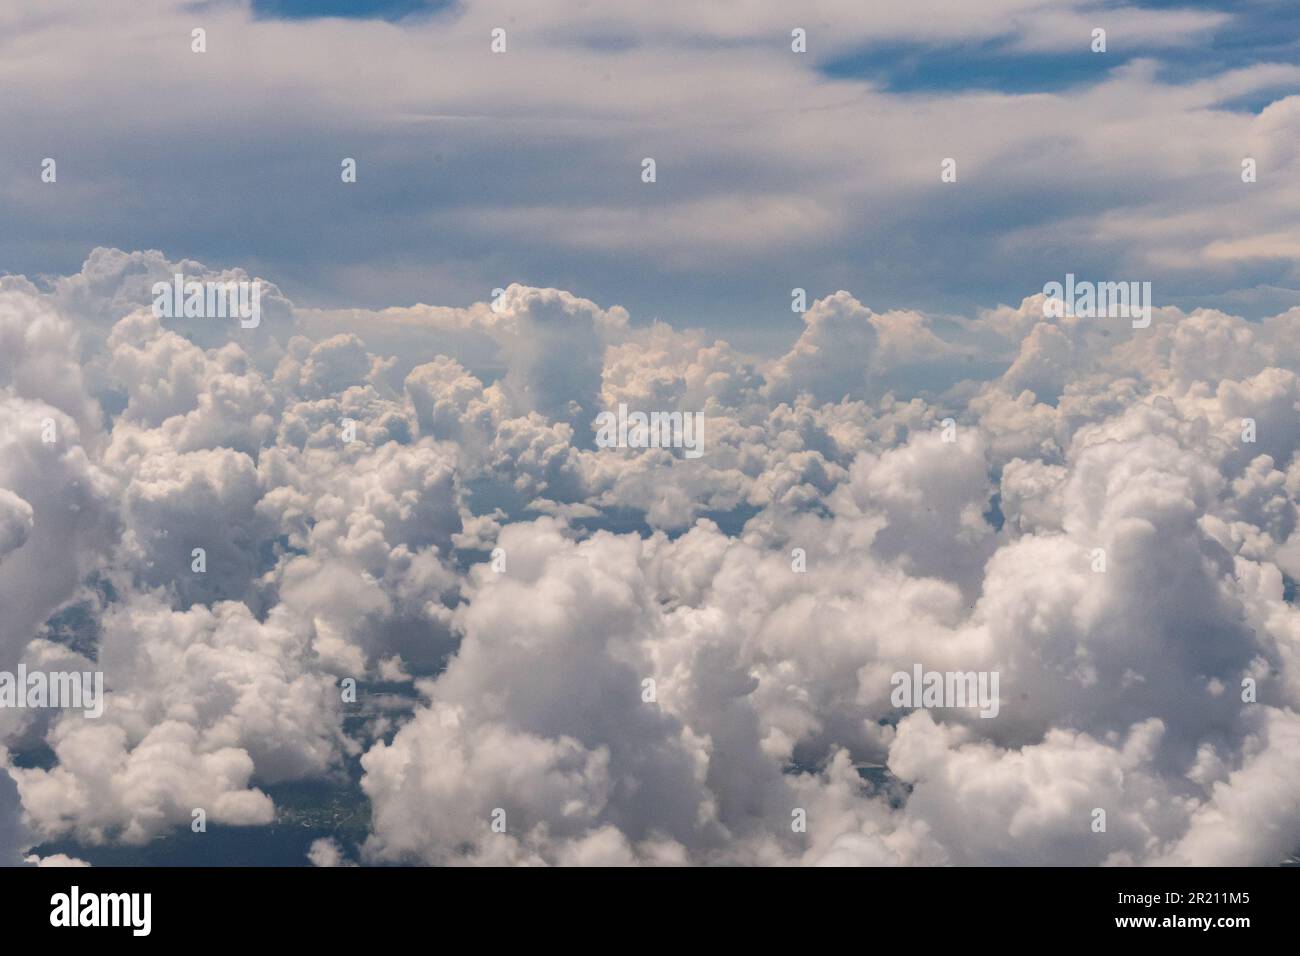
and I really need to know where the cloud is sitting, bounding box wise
[307,836,355,867]
[2,3,1295,326]
[0,253,1296,866]
[13,595,342,845]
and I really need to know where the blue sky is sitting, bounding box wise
[3,0,1299,344]
[251,0,449,21]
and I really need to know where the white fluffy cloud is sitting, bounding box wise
[0,251,1297,866]
[13,595,342,845]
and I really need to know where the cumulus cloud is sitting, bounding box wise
[307,837,355,868]
[12,594,342,846]
[0,251,1296,867]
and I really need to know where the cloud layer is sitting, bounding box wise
[1,248,1297,865]
[2,0,1298,327]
